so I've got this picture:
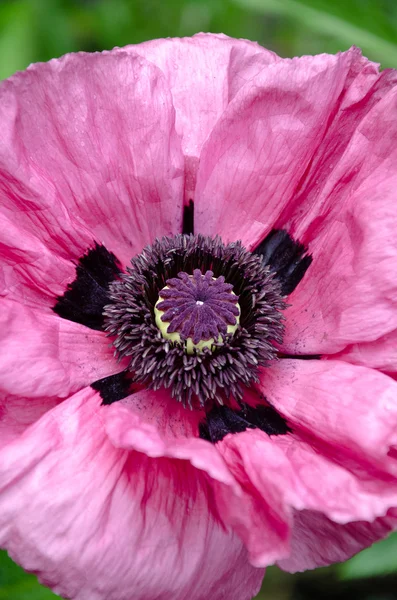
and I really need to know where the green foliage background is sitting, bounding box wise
[1,0,397,598]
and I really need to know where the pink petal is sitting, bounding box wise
[0,298,122,398]
[261,359,397,477]
[277,69,397,354]
[104,388,298,570]
[278,509,397,572]
[210,359,397,567]
[105,389,299,572]
[334,328,397,374]
[104,389,240,489]
[216,425,397,567]
[129,33,279,202]
[0,388,264,600]
[215,429,292,566]
[0,211,76,309]
[108,386,204,439]
[195,48,365,246]
[0,394,59,449]
[0,49,184,266]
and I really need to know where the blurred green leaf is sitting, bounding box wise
[0,1,36,79]
[339,532,397,580]
[0,550,59,599]
[232,0,397,66]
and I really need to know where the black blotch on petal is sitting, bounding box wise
[198,421,212,442]
[199,406,246,443]
[254,229,312,296]
[199,402,291,443]
[91,371,133,405]
[279,353,321,360]
[53,243,121,330]
[182,200,194,235]
[239,403,292,436]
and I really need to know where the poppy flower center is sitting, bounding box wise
[104,234,286,408]
[154,269,240,354]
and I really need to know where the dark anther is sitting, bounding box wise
[199,401,291,443]
[182,200,194,235]
[105,234,285,407]
[254,229,312,296]
[91,371,133,405]
[53,243,121,330]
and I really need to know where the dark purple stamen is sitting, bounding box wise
[104,234,286,407]
[157,269,239,344]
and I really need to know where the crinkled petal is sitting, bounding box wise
[128,33,279,201]
[195,48,367,246]
[105,388,298,572]
[0,388,264,600]
[277,68,397,354]
[0,49,184,266]
[104,390,240,490]
[109,386,204,439]
[211,359,397,566]
[0,299,122,398]
[0,211,76,309]
[216,426,397,567]
[261,359,397,476]
[334,329,397,374]
[215,429,292,566]
[277,509,397,572]
[0,394,59,450]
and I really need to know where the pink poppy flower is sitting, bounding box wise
[1,32,397,600]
